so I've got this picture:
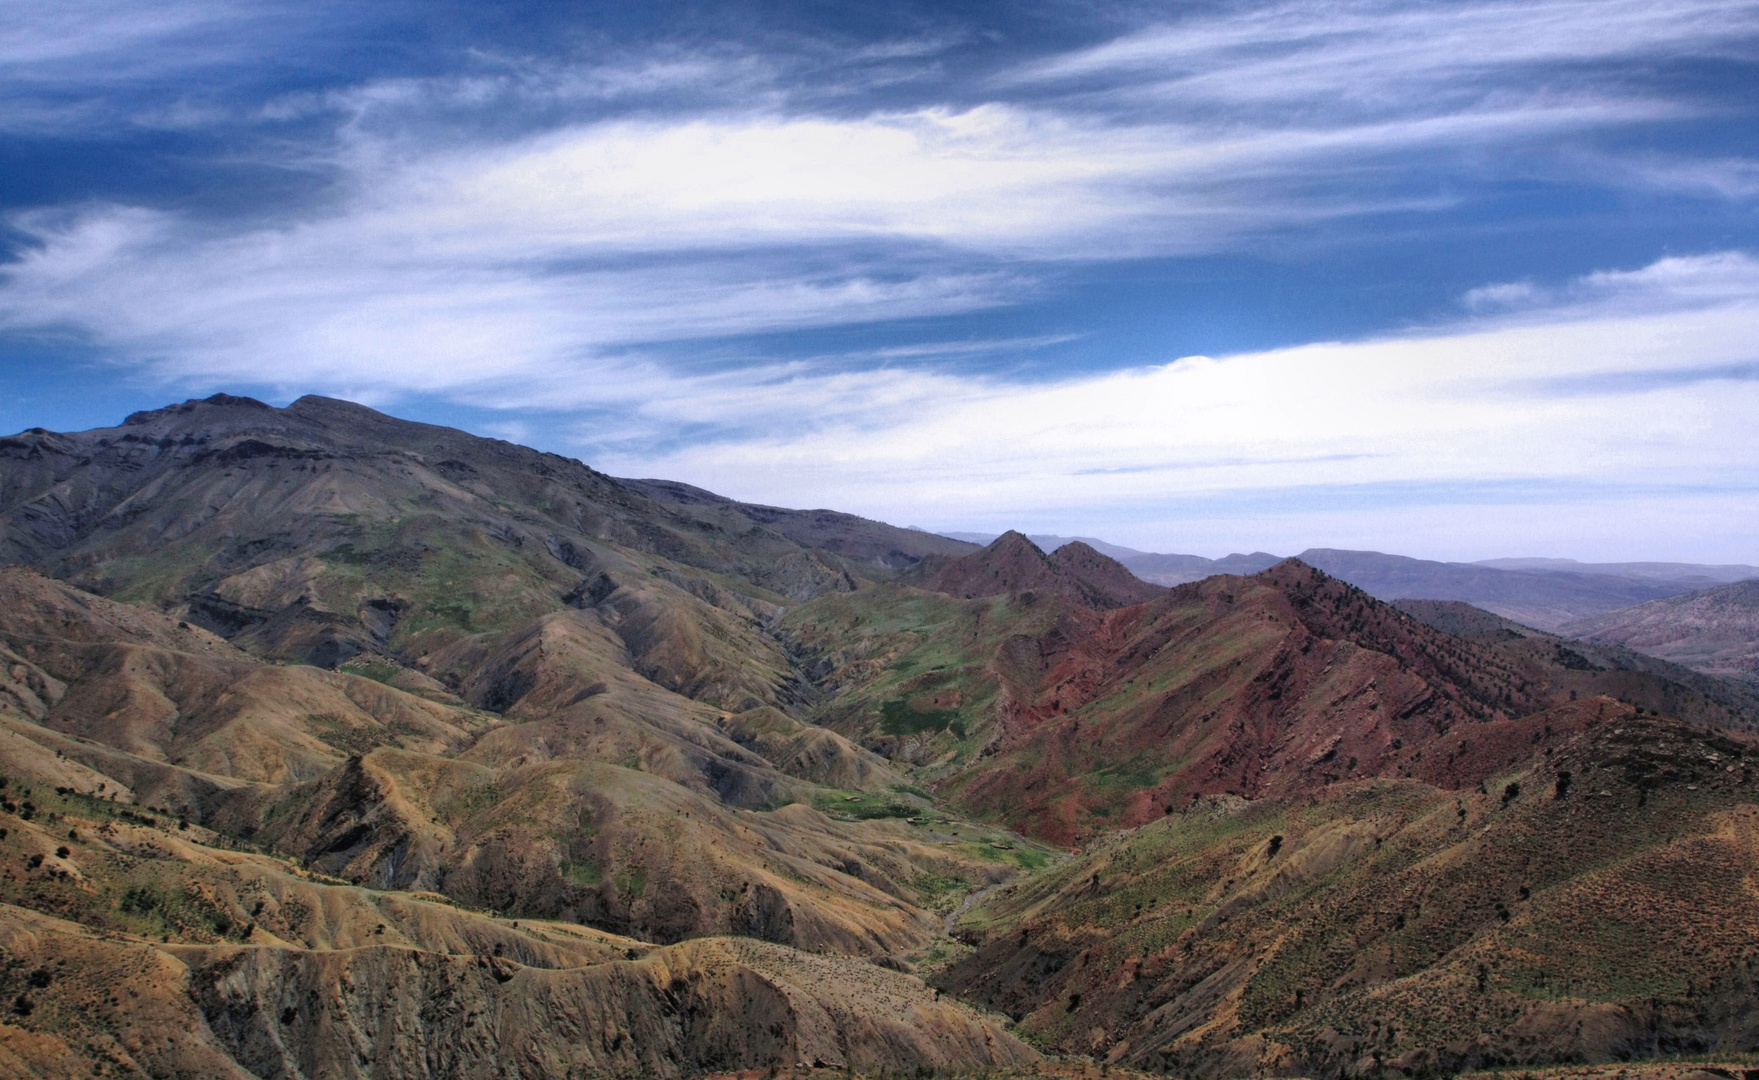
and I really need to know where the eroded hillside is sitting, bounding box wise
[4,396,1759,1079]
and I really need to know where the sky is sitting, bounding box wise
[1,0,1756,563]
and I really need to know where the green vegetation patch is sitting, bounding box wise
[879,698,965,737]
[814,790,919,820]
[614,866,648,898]
[340,658,406,686]
[560,857,603,887]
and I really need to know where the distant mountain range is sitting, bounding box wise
[934,531,1758,631]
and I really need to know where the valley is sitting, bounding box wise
[2,394,1758,1078]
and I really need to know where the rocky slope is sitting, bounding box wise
[0,810,1032,1079]
[787,557,1759,843]
[938,708,1759,1077]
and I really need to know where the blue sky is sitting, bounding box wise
[2,0,1757,561]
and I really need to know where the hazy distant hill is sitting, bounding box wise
[934,532,1756,625]
[1564,580,1759,684]
[1291,548,1710,629]
[933,531,1281,584]
[1477,556,1759,585]
[1395,597,1759,719]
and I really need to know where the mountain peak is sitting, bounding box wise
[989,529,1043,553]
[928,529,1160,609]
[121,392,272,427]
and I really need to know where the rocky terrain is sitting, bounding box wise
[938,709,1759,1076]
[788,553,1759,842]
[2,394,1758,1078]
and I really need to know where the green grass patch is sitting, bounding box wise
[614,866,648,898]
[812,787,928,820]
[560,857,603,887]
[340,658,406,686]
[879,698,962,736]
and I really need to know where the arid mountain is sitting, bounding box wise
[914,532,1163,610]
[5,395,1759,1078]
[1564,581,1759,684]
[0,564,1052,955]
[0,800,1033,1079]
[0,393,944,672]
[787,559,1759,844]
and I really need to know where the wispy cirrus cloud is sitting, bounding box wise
[590,252,1759,560]
[1010,0,1758,104]
[1,0,1757,558]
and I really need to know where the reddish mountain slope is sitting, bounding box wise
[939,560,1573,842]
[927,532,1162,610]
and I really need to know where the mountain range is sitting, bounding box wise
[2,394,1758,1079]
[940,533,1759,631]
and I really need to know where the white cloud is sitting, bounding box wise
[0,81,1716,396]
[1013,0,1759,108]
[588,252,1759,562]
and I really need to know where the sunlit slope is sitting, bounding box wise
[0,563,1038,953]
[0,793,1032,1079]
